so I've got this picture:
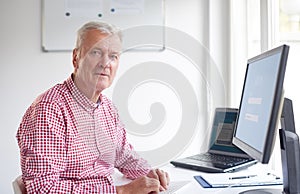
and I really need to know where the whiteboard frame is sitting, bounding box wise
[41,0,165,52]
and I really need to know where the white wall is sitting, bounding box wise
[0,1,72,193]
[1,0,225,193]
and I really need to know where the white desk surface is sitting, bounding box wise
[161,163,283,194]
[114,163,283,194]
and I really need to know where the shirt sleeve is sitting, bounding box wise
[113,109,151,179]
[17,101,117,194]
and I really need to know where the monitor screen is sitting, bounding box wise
[232,45,289,164]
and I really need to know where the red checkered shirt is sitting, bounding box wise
[16,76,151,193]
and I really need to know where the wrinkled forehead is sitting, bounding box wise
[94,34,122,52]
[81,29,122,54]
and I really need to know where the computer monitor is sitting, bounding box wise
[232,44,289,164]
[232,45,289,194]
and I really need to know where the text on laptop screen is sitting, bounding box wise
[209,109,245,154]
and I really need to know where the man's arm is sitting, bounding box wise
[113,112,151,179]
[112,110,170,192]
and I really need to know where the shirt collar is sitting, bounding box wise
[66,75,101,111]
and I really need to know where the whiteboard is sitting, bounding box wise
[42,0,165,52]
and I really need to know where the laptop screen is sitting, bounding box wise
[209,108,248,156]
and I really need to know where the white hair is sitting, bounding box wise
[75,21,122,49]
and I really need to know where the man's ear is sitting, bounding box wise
[72,48,79,69]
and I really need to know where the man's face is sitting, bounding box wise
[73,29,122,95]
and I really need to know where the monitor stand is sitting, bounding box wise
[239,189,283,194]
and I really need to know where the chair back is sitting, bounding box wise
[12,176,26,194]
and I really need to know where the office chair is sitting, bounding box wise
[12,175,26,194]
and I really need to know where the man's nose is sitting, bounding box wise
[99,55,112,69]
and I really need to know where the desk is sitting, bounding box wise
[161,163,283,194]
[114,163,283,194]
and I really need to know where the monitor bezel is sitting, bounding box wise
[232,44,289,163]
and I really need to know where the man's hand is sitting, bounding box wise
[146,169,170,191]
[116,169,170,194]
[116,176,161,194]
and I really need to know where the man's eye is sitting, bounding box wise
[91,50,102,56]
[110,54,119,61]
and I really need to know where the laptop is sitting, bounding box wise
[170,108,257,173]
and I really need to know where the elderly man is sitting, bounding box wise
[17,21,169,193]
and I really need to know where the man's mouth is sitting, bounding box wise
[96,72,109,77]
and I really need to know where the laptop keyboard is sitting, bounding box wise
[189,153,251,166]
